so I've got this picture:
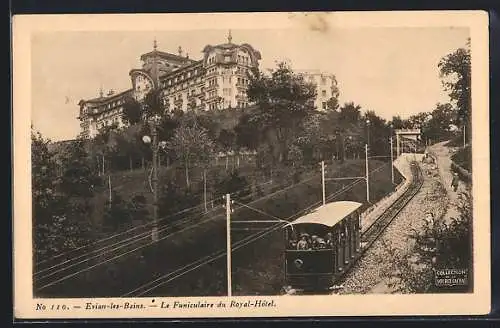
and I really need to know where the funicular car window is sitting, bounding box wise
[286,224,332,251]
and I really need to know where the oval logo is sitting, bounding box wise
[294,258,304,269]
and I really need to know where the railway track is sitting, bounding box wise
[360,161,423,249]
[333,161,424,287]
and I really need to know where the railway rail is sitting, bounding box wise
[333,161,424,288]
[360,162,423,252]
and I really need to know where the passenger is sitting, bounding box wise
[297,235,309,250]
[311,235,319,249]
[451,173,459,192]
[289,239,297,249]
[325,233,333,248]
[316,237,327,249]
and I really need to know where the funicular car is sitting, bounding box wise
[284,201,363,291]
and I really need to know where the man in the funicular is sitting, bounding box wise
[297,233,310,250]
[325,232,333,248]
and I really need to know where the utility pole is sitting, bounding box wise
[365,144,370,203]
[463,125,466,148]
[108,175,112,209]
[396,133,400,157]
[223,193,233,297]
[320,161,326,206]
[151,119,159,242]
[390,136,395,185]
[203,169,208,212]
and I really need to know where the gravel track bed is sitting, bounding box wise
[338,162,448,294]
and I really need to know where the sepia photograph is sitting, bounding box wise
[13,11,490,318]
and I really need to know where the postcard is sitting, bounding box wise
[13,10,490,319]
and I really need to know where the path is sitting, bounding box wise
[428,141,467,222]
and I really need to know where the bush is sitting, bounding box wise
[158,181,202,218]
[128,194,149,222]
[103,192,132,230]
[451,145,471,172]
[215,170,251,200]
[381,191,473,293]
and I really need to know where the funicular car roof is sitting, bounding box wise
[286,201,363,228]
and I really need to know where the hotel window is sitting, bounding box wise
[322,90,327,97]
[322,102,327,110]
[321,77,327,85]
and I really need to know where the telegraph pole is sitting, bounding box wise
[390,136,395,185]
[203,169,208,213]
[463,125,466,148]
[321,160,326,206]
[365,144,370,203]
[151,120,159,242]
[224,193,233,297]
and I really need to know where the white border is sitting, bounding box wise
[13,11,490,319]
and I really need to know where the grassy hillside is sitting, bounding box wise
[37,158,400,297]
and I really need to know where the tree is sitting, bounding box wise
[438,42,471,133]
[32,130,61,222]
[92,125,119,174]
[326,77,340,111]
[390,115,411,130]
[295,111,326,162]
[422,103,456,142]
[31,129,93,263]
[235,111,261,151]
[167,118,215,188]
[122,96,143,125]
[60,139,100,198]
[287,144,303,167]
[364,110,390,156]
[246,62,317,163]
[215,170,251,200]
[217,129,236,152]
[326,96,339,112]
[339,102,361,125]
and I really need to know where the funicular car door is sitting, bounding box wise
[351,210,361,256]
[336,221,347,271]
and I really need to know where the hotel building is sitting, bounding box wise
[78,33,338,138]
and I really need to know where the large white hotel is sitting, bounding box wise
[78,32,338,138]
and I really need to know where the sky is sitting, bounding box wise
[31,26,469,141]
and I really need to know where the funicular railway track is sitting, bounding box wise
[360,162,423,251]
[332,161,424,287]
